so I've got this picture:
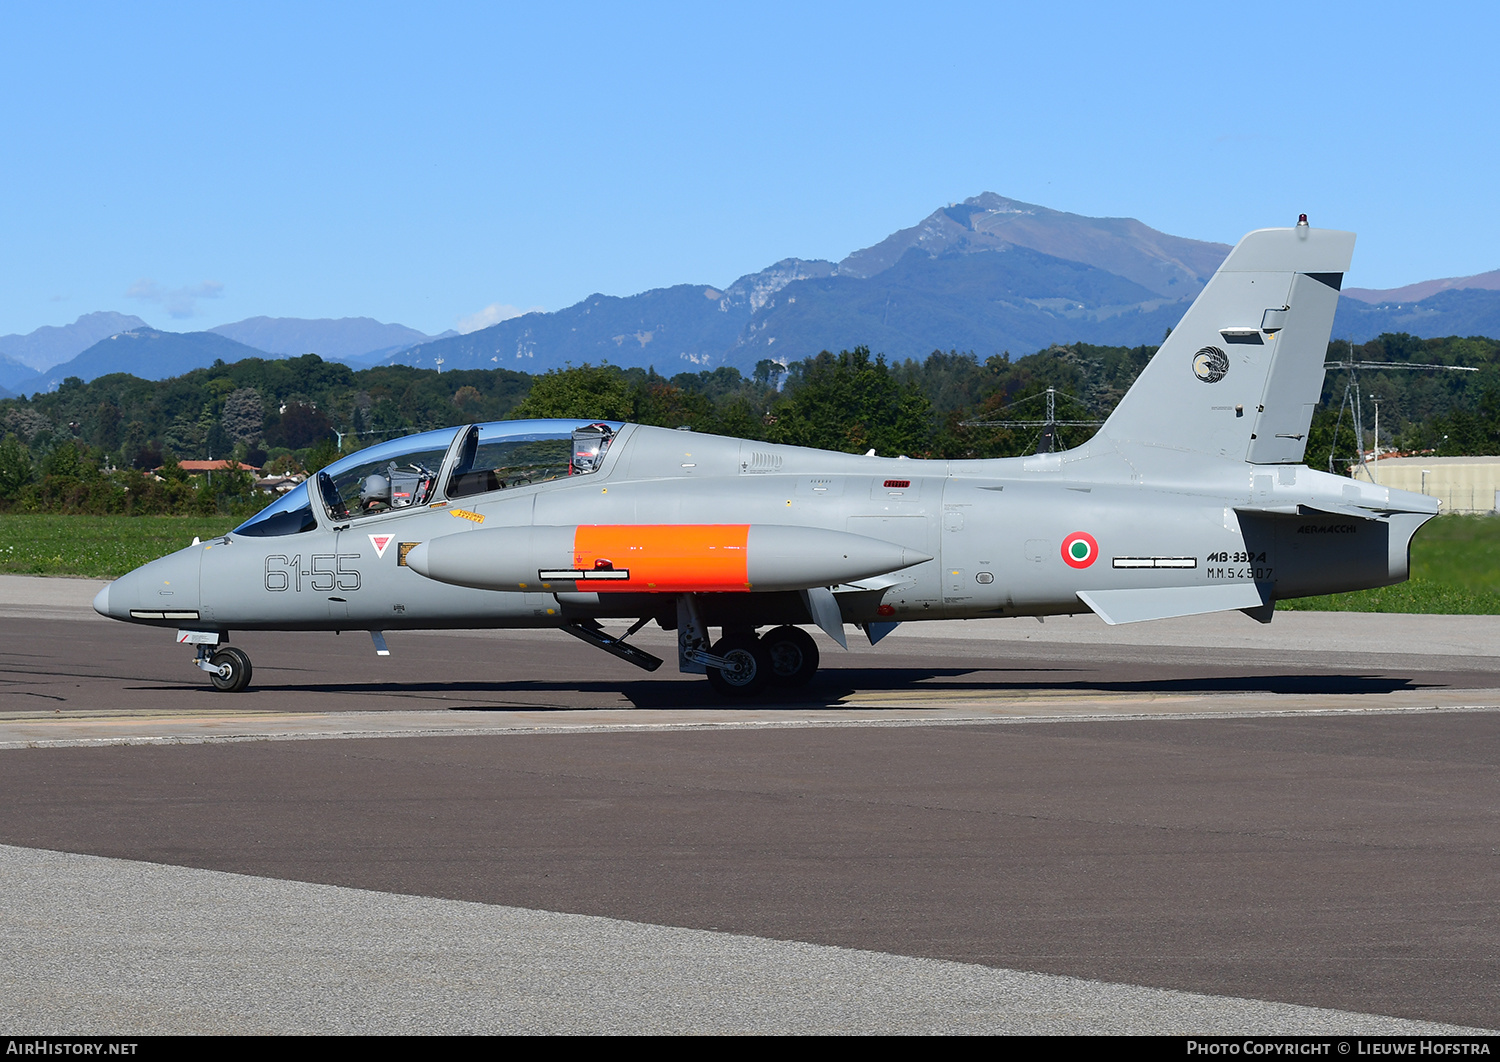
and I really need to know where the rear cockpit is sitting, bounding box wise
[445,421,616,499]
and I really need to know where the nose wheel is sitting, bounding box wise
[196,645,253,693]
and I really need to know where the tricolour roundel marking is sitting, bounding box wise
[1061,531,1099,569]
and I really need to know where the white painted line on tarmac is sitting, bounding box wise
[4,701,1500,750]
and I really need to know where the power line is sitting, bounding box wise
[1322,357,1478,476]
[960,386,1105,453]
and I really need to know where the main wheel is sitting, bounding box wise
[761,625,819,687]
[209,647,253,693]
[705,634,770,697]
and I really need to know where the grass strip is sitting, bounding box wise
[0,515,239,579]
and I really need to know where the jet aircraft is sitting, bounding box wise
[94,221,1439,695]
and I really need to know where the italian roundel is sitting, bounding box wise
[1061,531,1099,569]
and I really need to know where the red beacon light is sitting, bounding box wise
[1297,213,1309,226]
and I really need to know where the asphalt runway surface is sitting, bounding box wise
[1,576,1498,1034]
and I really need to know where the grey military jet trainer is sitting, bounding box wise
[94,219,1438,695]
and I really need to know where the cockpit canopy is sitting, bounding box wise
[445,421,616,499]
[232,420,621,537]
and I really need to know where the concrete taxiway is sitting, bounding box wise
[0,575,1497,1034]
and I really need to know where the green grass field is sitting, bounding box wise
[0,515,240,579]
[3,511,1498,614]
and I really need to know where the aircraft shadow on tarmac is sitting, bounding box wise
[128,668,1434,711]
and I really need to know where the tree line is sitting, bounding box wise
[1,333,1497,517]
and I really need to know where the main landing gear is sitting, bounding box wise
[562,620,825,697]
[703,633,769,696]
[669,594,824,698]
[563,608,826,698]
[760,625,820,687]
[703,626,822,696]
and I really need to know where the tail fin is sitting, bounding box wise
[1093,224,1355,465]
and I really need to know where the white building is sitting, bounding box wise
[1351,454,1500,513]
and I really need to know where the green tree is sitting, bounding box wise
[0,435,33,500]
[510,364,635,421]
[92,402,122,452]
[41,441,85,480]
[159,454,187,483]
[221,387,264,444]
[767,347,934,456]
[304,437,339,473]
[752,358,786,388]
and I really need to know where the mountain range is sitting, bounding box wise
[4,193,1498,396]
[0,316,448,396]
[387,194,1234,374]
[208,316,447,363]
[0,312,151,394]
[1344,269,1500,305]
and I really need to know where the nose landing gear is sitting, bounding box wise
[186,636,253,693]
[206,646,253,693]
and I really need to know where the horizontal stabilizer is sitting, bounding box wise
[1235,502,1386,521]
[1077,583,1266,625]
[1236,497,1438,521]
[1294,502,1387,520]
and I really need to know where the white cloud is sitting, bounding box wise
[456,302,543,334]
[126,278,224,319]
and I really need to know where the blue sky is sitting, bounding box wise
[1,1,1495,337]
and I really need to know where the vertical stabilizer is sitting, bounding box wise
[1093,225,1355,465]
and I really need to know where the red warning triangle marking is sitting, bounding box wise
[369,534,395,559]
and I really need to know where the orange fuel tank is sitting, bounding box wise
[403,523,930,594]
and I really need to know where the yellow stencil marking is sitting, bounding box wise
[450,508,485,524]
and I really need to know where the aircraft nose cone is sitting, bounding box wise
[100,546,199,622]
